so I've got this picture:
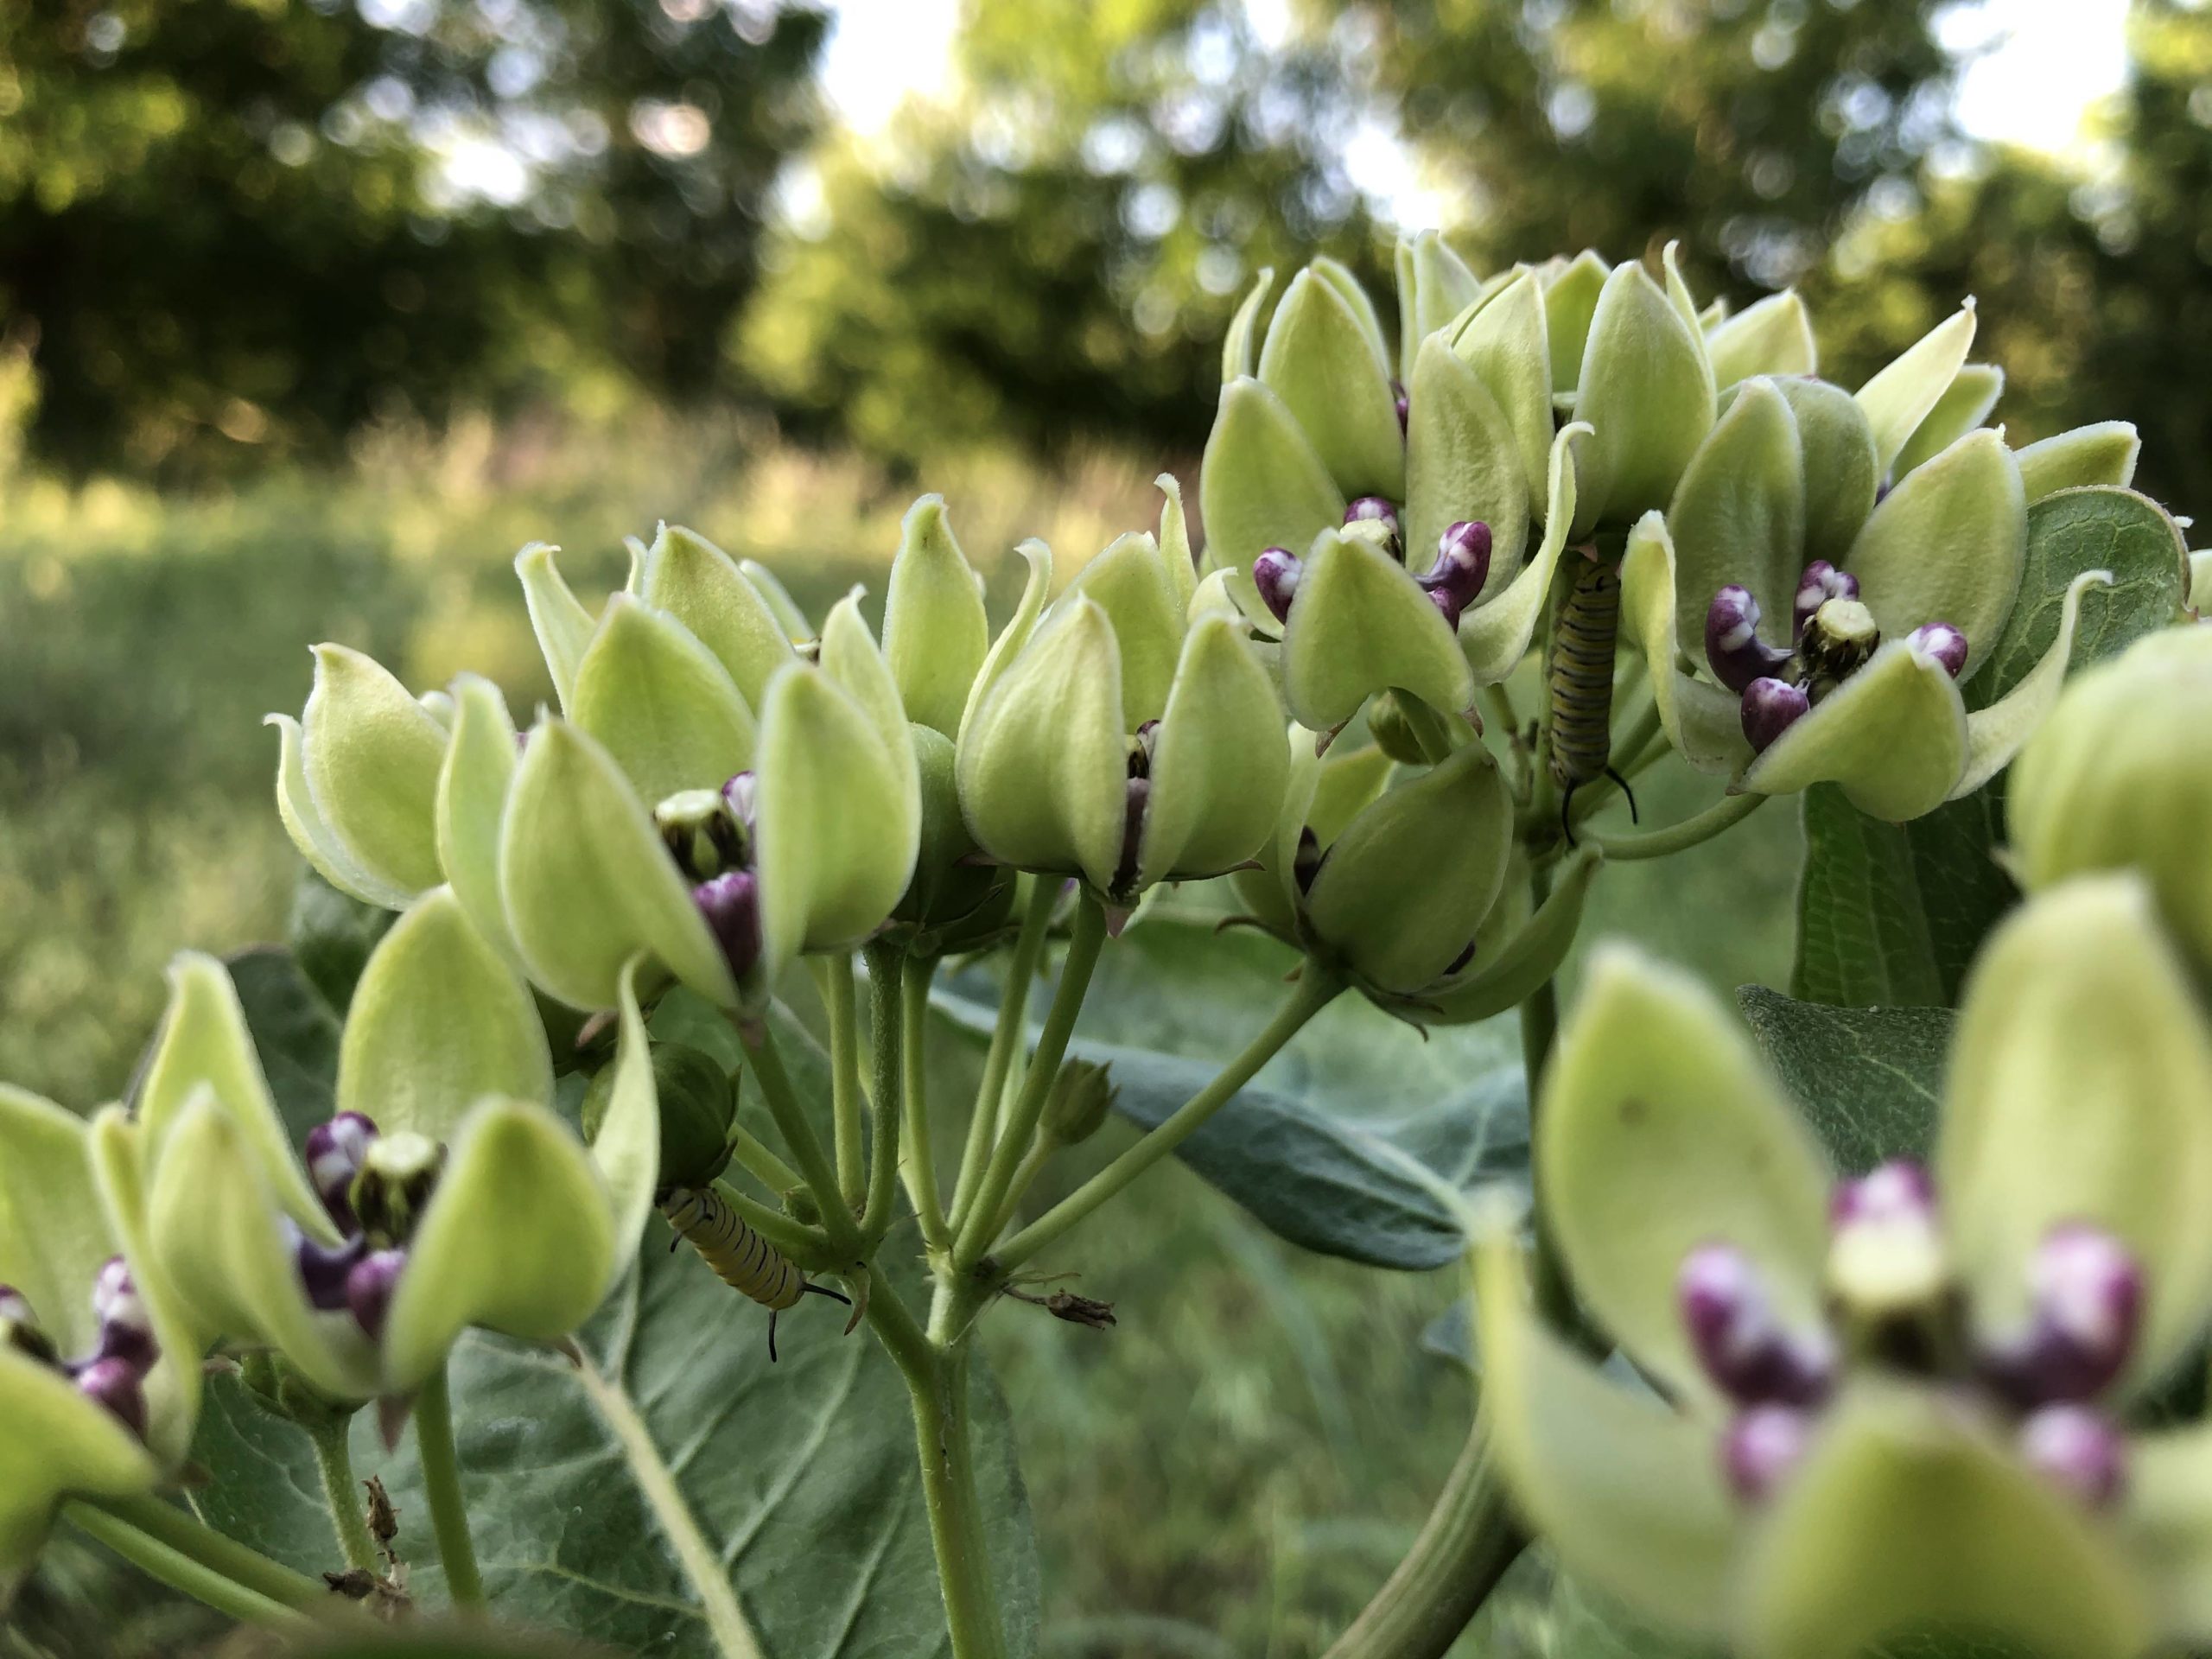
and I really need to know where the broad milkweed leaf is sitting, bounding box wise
[1736,985,1953,1173]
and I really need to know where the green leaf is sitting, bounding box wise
[1735,986,1952,1173]
[1791,784,2017,1008]
[218,945,344,1141]
[286,868,397,1018]
[294,1630,604,1658]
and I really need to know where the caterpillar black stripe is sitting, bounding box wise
[1546,552,1637,842]
[661,1185,848,1362]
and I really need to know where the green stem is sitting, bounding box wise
[867,1282,1006,1659]
[1581,789,1766,861]
[569,1345,766,1659]
[724,1121,804,1200]
[995,965,1344,1273]
[861,940,906,1241]
[901,954,950,1252]
[1516,867,1577,1332]
[949,878,1058,1233]
[83,1492,328,1610]
[414,1363,483,1610]
[982,1135,1061,1246]
[309,1421,378,1573]
[953,894,1110,1267]
[65,1503,319,1636]
[826,952,866,1210]
[1319,1417,1522,1659]
[742,1023,855,1240]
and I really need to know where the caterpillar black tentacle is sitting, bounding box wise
[661,1185,842,1362]
[1548,552,1625,846]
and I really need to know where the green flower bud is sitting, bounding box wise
[1704,289,1816,389]
[585,1041,735,1192]
[883,495,989,738]
[2017,423,2142,505]
[1444,268,1552,511]
[895,721,1006,940]
[1893,362,2004,480]
[1301,741,1513,994]
[1854,300,1977,479]
[268,644,449,911]
[570,594,757,807]
[1540,251,1611,394]
[1570,244,1715,534]
[515,541,598,712]
[1258,265,1404,502]
[2010,627,2212,966]
[1364,689,1434,767]
[1395,230,1483,385]
[639,524,798,709]
[1040,1058,1116,1147]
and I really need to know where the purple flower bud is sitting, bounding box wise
[720,770,758,830]
[90,1256,158,1370]
[1704,586,1794,694]
[74,1356,148,1438]
[1679,1243,1834,1407]
[1114,775,1151,893]
[1740,677,1811,753]
[290,1222,369,1313]
[346,1249,409,1342]
[1793,561,1859,642]
[1830,1160,1937,1228]
[1391,380,1408,435]
[1908,621,1969,679]
[1252,549,1302,625]
[1416,521,1493,628]
[2019,1404,2126,1507]
[694,869,762,983]
[304,1111,378,1230]
[1344,496,1402,537]
[1981,1224,2144,1408]
[1722,1405,1812,1502]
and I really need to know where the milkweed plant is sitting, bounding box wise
[6,229,2207,1659]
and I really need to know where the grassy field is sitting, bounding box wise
[0,418,1798,1657]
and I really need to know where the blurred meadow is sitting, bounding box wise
[3,0,2208,1653]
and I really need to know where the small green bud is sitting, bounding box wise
[349,1131,445,1249]
[1570,245,1715,532]
[898,723,1001,931]
[883,495,990,737]
[1041,1059,1117,1147]
[2010,627,2212,967]
[587,1042,735,1192]
[1365,690,1433,767]
[783,1186,822,1226]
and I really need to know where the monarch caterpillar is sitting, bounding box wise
[1546,550,1638,842]
[661,1185,849,1362]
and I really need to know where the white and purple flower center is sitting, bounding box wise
[1706,564,1969,754]
[0,1256,161,1440]
[290,1109,442,1344]
[1680,1160,2139,1510]
[661,772,761,982]
[1253,502,1493,632]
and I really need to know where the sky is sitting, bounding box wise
[817,0,2140,222]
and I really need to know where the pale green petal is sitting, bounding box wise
[1066,532,1185,727]
[2018,423,2142,503]
[640,524,798,709]
[1281,529,1473,732]
[1259,267,1406,500]
[739,557,813,645]
[435,673,520,963]
[0,1086,112,1356]
[514,542,598,713]
[1738,641,1968,822]
[86,1109,200,1466]
[1460,423,1593,685]
[1572,255,1716,532]
[1738,1381,2148,1659]
[1406,335,1530,596]
[302,644,448,897]
[1774,377,1880,567]
[1421,847,1603,1026]
[1308,255,1392,377]
[0,1348,159,1578]
[1539,944,1832,1395]
[1235,721,1317,931]
[1136,615,1287,886]
[137,953,332,1237]
[1619,512,1756,773]
[882,494,990,736]
[1705,289,1816,387]
[1395,230,1483,385]
[1221,266,1274,384]
[380,1098,614,1394]
[267,713,416,911]
[499,719,736,1010]
[1893,362,2005,479]
[2120,1421,2212,1643]
[148,1090,376,1402]
[569,594,755,806]
[1666,377,1806,650]
[753,659,917,971]
[1855,301,1979,478]
[817,591,922,853]
[1152,473,1199,613]
[1846,429,2026,678]
[1952,568,2110,798]
[1198,376,1347,587]
[622,533,648,596]
[959,537,1052,741]
[336,888,552,1144]
[1475,1236,1740,1637]
[1446,268,1553,512]
[1542,251,1611,394]
[592,957,661,1281]
[956,597,1126,891]
[1940,874,2212,1385]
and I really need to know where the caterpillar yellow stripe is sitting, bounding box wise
[663,1185,806,1309]
[1546,552,1637,839]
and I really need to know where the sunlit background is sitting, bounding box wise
[3,1,2209,1653]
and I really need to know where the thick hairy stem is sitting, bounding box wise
[741,1024,857,1245]
[65,1503,319,1636]
[861,940,906,1240]
[949,878,1058,1234]
[309,1421,378,1573]
[868,1281,1007,1659]
[900,954,950,1251]
[953,894,1110,1268]
[994,965,1344,1273]
[1319,1415,1523,1659]
[1581,789,1767,861]
[81,1491,328,1610]
[414,1363,483,1609]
